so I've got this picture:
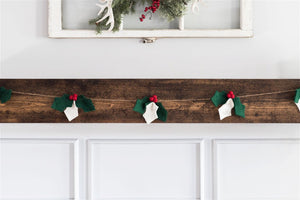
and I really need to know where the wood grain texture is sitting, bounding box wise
[0,79,299,123]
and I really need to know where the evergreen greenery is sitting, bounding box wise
[89,0,191,33]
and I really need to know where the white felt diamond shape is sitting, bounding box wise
[295,100,300,112]
[143,102,159,124]
[64,101,79,121]
[218,98,234,120]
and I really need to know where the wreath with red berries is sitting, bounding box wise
[90,0,191,33]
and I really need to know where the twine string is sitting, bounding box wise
[11,89,296,102]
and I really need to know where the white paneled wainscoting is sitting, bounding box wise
[0,124,299,200]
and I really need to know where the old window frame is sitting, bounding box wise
[48,0,253,38]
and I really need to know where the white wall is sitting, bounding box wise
[1,0,299,78]
[0,0,300,200]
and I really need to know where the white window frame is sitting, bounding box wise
[48,0,253,38]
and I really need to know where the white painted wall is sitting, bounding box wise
[0,0,300,200]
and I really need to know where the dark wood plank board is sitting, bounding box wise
[0,79,299,123]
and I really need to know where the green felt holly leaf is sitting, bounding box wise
[156,102,168,122]
[51,94,73,112]
[133,96,150,114]
[294,88,300,103]
[211,91,228,107]
[76,95,95,112]
[233,97,245,118]
[0,87,12,103]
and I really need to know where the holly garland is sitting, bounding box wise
[295,88,300,111]
[0,87,12,104]
[1,86,300,122]
[52,94,95,121]
[211,91,245,120]
[90,0,192,33]
[133,95,168,124]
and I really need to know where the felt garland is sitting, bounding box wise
[133,95,168,124]
[1,86,300,122]
[295,88,300,111]
[0,87,12,104]
[52,94,95,121]
[211,91,245,120]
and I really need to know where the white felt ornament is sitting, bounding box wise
[64,101,79,121]
[218,98,234,120]
[295,100,300,112]
[143,102,159,124]
[96,0,115,31]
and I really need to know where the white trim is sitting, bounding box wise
[48,0,253,38]
[240,0,253,31]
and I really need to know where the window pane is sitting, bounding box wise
[62,0,99,30]
[184,0,240,29]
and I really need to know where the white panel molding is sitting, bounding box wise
[212,139,300,200]
[86,139,206,200]
[0,138,80,200]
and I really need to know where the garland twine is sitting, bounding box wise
[10,89,297,103]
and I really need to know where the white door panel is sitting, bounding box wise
[88,140,202,200]
[0,139,78,200]
[213,139,300,200]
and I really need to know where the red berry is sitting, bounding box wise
[140,18,143,22]
[142,14,145,19]
[227,91,235,99]
[153,95,157,99]
[149,97,154,102]
[69,95,73,100]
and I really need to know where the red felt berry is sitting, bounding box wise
[227,91,235,99]
[73,94,78,101]
[142,14,145,19]
[140,18,143,22]
[153,95,157,99]
[149,97,154,102]
[69,95,73,100]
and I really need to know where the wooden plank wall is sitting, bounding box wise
[0,79,299,123]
